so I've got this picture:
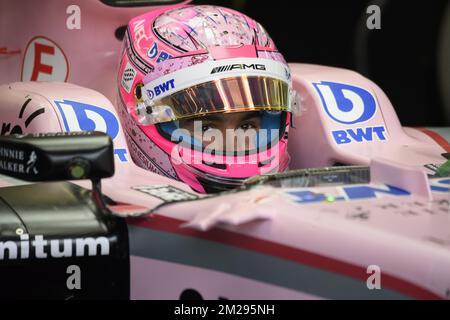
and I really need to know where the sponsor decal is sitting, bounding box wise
[147,79,175,99]
[114,148,128,163]
[0,98,41,174]
[132,19,149,51]
[125,134,176,178]
[313,81,387,144]
[121,61,137,93]
[287,178,450,204]
[131,20,173,65]
[1,97,45,135]
[127,136,164,175]
[156,51,172,63]
[125,33,153,74]
[147,42,172,64]
[0,234,110,260]
[0,147,39,175]
[332,127,386,144]
[211,64,266,74]
[133,185,198,202]
[54,99,128,162]
[430,178,450,192]
[287,184,410,204]
[147,42,158,59]
[142,58,287,101]
[21,36,69,81]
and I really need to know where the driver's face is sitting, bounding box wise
[178,112,261,152]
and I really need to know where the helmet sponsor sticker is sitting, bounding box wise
[121,61,137,94]
[131,19,149,51]
[146,79,175,99]
[147,42,172,64]
[125,32,153,74]
[144,57,291,101]
[211,63,266,74]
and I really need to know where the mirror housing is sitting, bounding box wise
[0,132,114,182]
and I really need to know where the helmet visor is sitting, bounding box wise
[137,75,290,124]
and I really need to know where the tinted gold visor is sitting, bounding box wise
[139,76,290,124]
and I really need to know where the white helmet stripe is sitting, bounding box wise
[143,58,291,101]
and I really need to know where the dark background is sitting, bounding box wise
[193,0,450,127]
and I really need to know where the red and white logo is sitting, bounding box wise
[21,36,69,81]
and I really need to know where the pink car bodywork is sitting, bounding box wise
[1,0,450,299]
[0,0,189,103]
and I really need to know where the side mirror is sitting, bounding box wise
[0,131,151,217]
[0,131,114,181]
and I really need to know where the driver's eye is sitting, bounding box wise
[202,124,213,132]
[240,123,255,131]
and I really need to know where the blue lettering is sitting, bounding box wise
[372,126,386,140]
[332,126,386,144]
[156,52,172,63]
[54,100,127,162]
[288,180,448,205]
[114,148,128,163]
[153,80,175,97]
[288,191,326,203]
[54,100,119,139]
[147,42,158,59]
[347,127,373,142]
[332,130,352,144]
[288,184,410,204]
[343,185,410,199]
[159,81,170,93]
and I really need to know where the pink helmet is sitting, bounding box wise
[117,4,297,193]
